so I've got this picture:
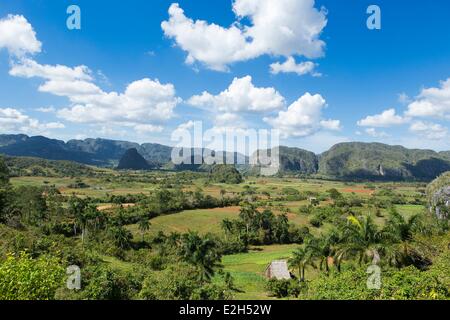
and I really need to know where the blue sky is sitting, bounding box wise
[0,0,449,153]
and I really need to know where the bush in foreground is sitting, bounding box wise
[0,252,65,300]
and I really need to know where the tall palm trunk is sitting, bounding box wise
[81,223,87,245]
[300,265,306,282]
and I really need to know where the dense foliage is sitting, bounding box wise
[0,252,65,300]
[4,156,95,178]
[301,234,450,300]
[0,156,448,300]
[209,165,243,184]
[249,146,318,176]
[139,263,232,300]
[0,157,9,184]
[221,203,311,249]
[0,173,241,300]
[267,209,450,299]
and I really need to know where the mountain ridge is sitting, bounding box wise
[117,148,152,170]
[318,142,450,180]
[1,134,449,180]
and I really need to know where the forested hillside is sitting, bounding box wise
[0,135,171,167]
[3,156,96,177]
[319,142,450,181]
[1,135,450,181]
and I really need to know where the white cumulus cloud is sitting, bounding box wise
[264,92,340,137]
[270,57,320,76]
[10,59,181,131]
[188,75,285,113]
[161,0,327,71]
[320,119,341,130]
[0,108,64,134]
[10,58,92,81]
[212,112,248,133]
[1,14,181,136]
[405,78,450,120]
[365,128,389,138]
[409,121,448,140]
[357,108,408,127]
[0,15,41,57]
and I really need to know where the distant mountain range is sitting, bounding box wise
[0,134,172,167]
[1,134,450,181]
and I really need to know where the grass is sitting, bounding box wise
[220,244,298,300]
[394,204,426,219]
[128,207,242,238]
[10,176,158,198]
[11,175,425,203]
[100,255,135,273]
[126,203,424,243]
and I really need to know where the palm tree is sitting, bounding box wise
[84,204,104,238]
[383,209,422,242]
[274,213,289,244]
[239,203,257,235]
[342,215,382,266]
[221,218,233,241]
[108,225,133,250]
[68,197,90,244]
[381,209,423,267]
[289,247,315,281]
[232,220,247,242]
[305,234,338,274]
[138,214,151,241]
[179,232,222,281]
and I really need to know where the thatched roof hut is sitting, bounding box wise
[265,260,291,280]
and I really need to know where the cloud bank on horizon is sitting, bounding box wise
[0,1,449,152]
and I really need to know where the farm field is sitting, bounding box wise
[10,175,425,199]
[219,244,299,300]
[10,176,161,198]
[128,207,242,236]
[1,162,448,301]
[118,177,429,300]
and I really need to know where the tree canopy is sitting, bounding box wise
[209,165,243,184]
[0,157,9,185]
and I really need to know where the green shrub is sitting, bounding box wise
[0,157,9,185]
[0,252,65,300]
[299,205,313,215]
[265,279,301,298]
[79,266,137,300]
[303,265,450,300]
[309,216,323,228]
[139,263,231,300]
